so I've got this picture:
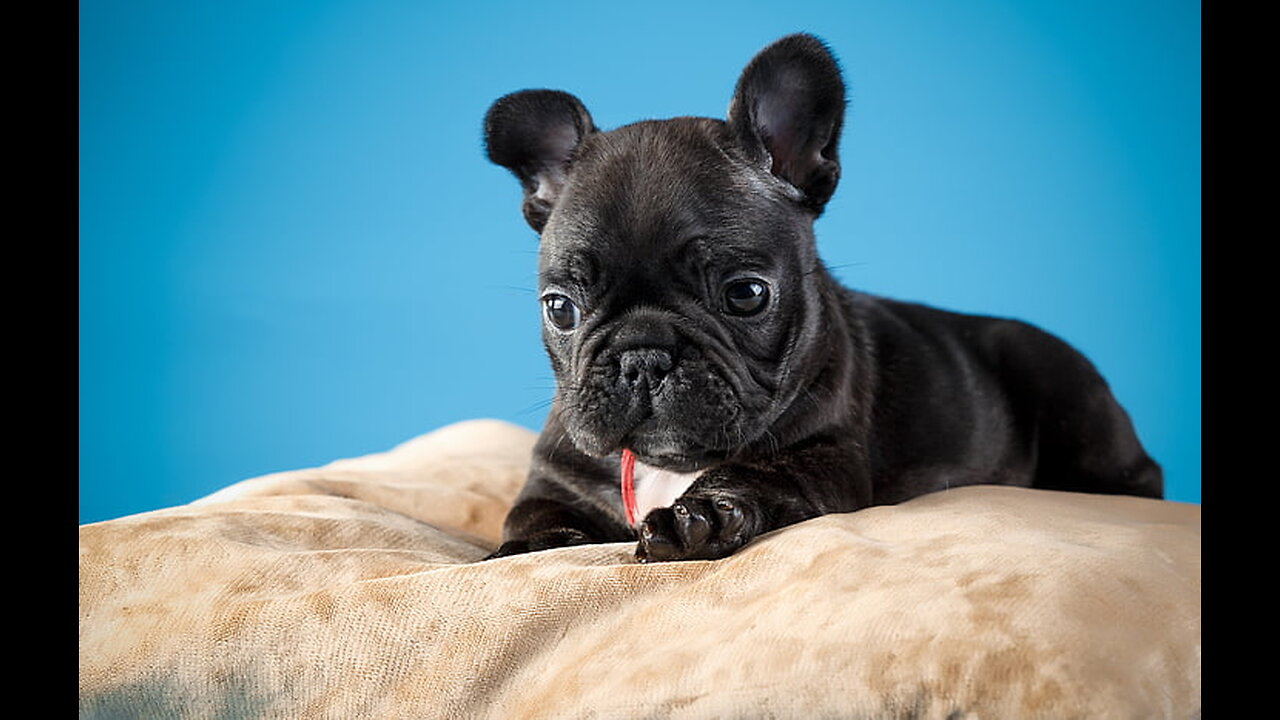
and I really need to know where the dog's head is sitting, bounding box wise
[484,34,848,471]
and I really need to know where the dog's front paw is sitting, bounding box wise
[484,528,592,560]
[635,492,754,562]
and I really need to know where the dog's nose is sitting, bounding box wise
[618,348,673,391]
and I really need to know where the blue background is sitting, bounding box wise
[79,0,1201,524]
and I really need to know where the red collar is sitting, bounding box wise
[620,448,638,526]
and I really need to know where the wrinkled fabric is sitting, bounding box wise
[79,420,1201,719]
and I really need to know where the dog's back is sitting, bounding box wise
[846,290,1163,504]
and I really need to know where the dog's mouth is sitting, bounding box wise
[610,417,741,472]
[619,443,722,474]
[561,403,739,471]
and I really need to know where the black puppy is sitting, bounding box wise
[482,33,1161,563]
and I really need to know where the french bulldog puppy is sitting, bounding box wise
[481,33,1162,563]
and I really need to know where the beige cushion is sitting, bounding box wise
[79,419,1201,718]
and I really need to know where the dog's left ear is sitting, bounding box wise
[727,34,846,213]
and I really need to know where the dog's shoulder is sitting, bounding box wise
[842,289,1018,342]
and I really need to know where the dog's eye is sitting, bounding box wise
[543,294,581,331]
[723,279,770,316]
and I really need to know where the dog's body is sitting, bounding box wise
[482,34,1162,562]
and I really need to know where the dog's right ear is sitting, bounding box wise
[484,90,597,233]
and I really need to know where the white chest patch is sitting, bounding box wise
[631,461,703,521]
